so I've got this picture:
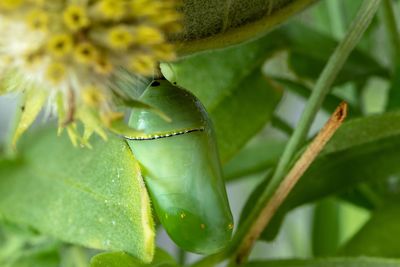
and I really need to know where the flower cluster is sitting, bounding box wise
[0,0,181,147]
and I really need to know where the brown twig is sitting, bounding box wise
[234,102,348,264]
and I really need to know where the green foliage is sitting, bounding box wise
[0,128,154,262]
[285,24,388,85]
[312,198,340,256]
[7,246,60,267]
[340,200,400,257]
[223,139,286,181]
[244,258,400,267]
[243,111,400,240]
[90,249,177,267]
[386,66,400,110]
[162,32,284,162]
[176,0,318,54]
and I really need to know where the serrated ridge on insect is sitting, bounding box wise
[124,127,205,141]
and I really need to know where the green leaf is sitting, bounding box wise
[312,198,340,257]
[162,21,386,161]
[340,200,400,258]
[223,139,285,181]
[176,0,318,55]
[246,111,400,241]
[12,88,48,147]
[0,127,155,262]
[386,66,400,111]
[285,24,388,85]
[90,248,177,267]
[162,33,284,162]
[0,220,61,267]
[273,78,361,117]
[244,257,400,267]
[60,246,91,267]
[163,31,284,110]
[210,73,282,162]
[8,245,60,267]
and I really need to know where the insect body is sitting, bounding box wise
[127,80,233,254]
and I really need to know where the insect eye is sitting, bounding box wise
[151,81,160,87]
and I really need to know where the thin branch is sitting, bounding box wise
[226,1,381,265]
[190,1,381,266]
[234,102,348,264]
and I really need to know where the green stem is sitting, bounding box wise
[312,198,340,256]
[382,0,400,69]
[178,248,186,266]
[190,251,225,267]
[228,0,382,264]
[191,1,382,267]
[269,0,381,195]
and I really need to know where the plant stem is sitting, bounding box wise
[190,2,381,267]
[382,0,400,69]
[230,103,348,265]
[228,0,381,265]
[178,248,187,266]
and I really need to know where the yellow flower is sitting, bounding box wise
[108,26,134,49]
[74,42,98,64]
[97,0,125,20]
[47,34,74,58]
[26,9,49,31]
[46,62,67,84]
[0,0,181,147]
[63,5,90,31]
[0,0,23,10]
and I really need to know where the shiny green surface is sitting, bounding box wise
[127,80,233,254]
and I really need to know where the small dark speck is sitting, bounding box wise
[151,81,160,87]
[173,82,177,85]
[21,106,25,111]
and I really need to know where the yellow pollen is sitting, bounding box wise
[94,56,113,75]
[135,25,164,45]
[129,54,155,76]
[47,34,73,58]
[74,42,97,64]
[82,86,105,107]
[0,0,181,146]
[228,223,234,230]
[98,0,125,20]
[108,26,134,49]
[25,53,42,67]
[153,43,175,61]
[26,10,49,31]
[200,224,205,229]
[180,212,186,219]
[63,5,90,31]
[46,63,66,84]
[130,0,160,17]
[0,0,23,10]
[30,0,45,6]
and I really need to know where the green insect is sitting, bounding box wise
[126,79,233,254]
